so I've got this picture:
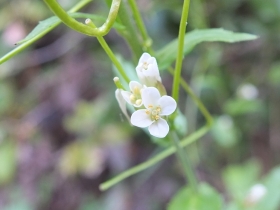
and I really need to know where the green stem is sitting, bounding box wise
[99,125,209,191]
[116,0,143,60]
[127,0,153,54]
[0,0,91,65]
[98,37,129,83]
[171,131,198,191]
[169,68,213,126]
[172,0,191,102]
[86,19,130,83]
[44,0,121,36]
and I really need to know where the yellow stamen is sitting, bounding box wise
[130,94,136,102]
[136,99,142,106]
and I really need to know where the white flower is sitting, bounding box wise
[238,84,258,100]
[245,184,267,205]
[136,53,161,86]
[131,87,176,138]
[121,81,144,107]
[115,89,130,121]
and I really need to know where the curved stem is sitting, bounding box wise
[172,0,191,102]
[99,125,209,191]
[127,0,153,54]
[86,19,129,83]
[0,0,91,65]
[169,68,213,126]
[44,0,121,37]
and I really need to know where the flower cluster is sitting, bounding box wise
[115,53,177,138]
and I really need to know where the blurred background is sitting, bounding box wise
[0,0,280,209]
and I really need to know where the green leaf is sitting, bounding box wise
[16,16,60,45]
[256,166,280,210]
[222,159,261,202]
[0,0,92,65]
[168,183,223,210]
[156,28,258,70]
[211,115,241,148]
[224,98,264,116]
[174,109,188,137]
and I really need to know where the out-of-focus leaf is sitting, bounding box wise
[211,115,241,148]
[17,13,125,45]
[156,28,258,70]
[0,82,15,116]
[58,142,105,178]
[255,166,280,210]
[64,98,109,136]
[224,99,264,116]
[174,110,188,137]
[168,183,223,210]
[268,63,280,86]
[0,142,17,185]
[222,160,261,202]
[79,197,104,210]
[225,202,242,210]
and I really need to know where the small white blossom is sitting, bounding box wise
[238,84,258,100]
[121,81,144,107]
[136,53,161,86]
[131,87,176,138]
[245,184,267,206]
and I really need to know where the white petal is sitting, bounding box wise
[159,96,177,115]
[142,87,161,108]
[136,67,145,82]
[147,56,156,65]
[131,109,153,128]
[143,62,160,78]
[115,89,130,121]
[121,90,133,105]
[138,52,151,64]
[148,118,169,138]
[129,81,143,92]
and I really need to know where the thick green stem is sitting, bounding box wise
[172,0,191,102]
[171,131,198,191]
[0,0,91,65]
[99,125,209,191]
[127,0,153,54]
[44,0,121,36]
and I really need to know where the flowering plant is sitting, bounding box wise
[115,53,176,138]
[0,0,267,209]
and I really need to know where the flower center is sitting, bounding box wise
[145,105,161,121]
[130,87,142,105]
[143,62,149,70]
